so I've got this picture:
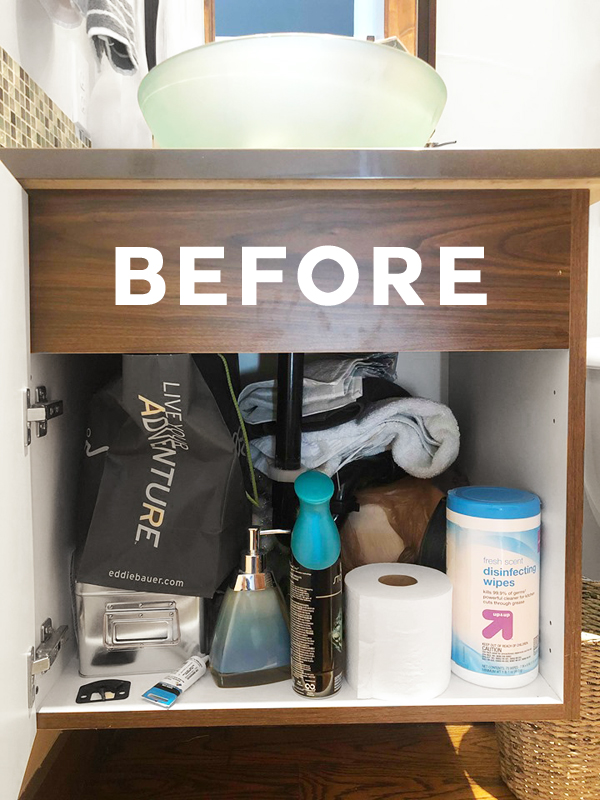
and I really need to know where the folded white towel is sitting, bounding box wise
[250,397,460,479]
[78,0,139,74]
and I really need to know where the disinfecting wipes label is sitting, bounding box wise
[447,515,540,678]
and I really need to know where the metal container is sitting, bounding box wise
[75,582,205,677]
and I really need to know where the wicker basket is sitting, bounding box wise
[496,580,600,799]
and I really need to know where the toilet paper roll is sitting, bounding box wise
[345,563,452,701]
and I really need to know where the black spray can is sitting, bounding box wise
[290,471,343,697]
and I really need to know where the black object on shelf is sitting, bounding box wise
[76,679,131,704]
[330,451,408,530]
[272,353,304,531]
[417,497,447,572]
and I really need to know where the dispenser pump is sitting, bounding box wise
[210,526,292,687]
[234,527,290,592]
[240,526,265,575]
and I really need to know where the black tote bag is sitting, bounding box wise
[75,354,250,597]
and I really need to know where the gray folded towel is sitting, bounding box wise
[77,0,138,74]
[249,396,460,479]
[239,353,398,426]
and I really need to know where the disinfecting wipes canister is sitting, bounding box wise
[446,486,541,689]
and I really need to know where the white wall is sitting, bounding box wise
[0,0,152,147]
[588,203,600,337]
[435,0,600,149]
[588,206,600,576]
[435,1,600,575]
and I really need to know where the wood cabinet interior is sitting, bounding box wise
[0,149,593,732]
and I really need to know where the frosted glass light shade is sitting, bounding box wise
[138,33,447,148]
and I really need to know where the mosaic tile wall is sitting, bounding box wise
[0,46,91,149]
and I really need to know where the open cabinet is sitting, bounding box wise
[1,148,597,799]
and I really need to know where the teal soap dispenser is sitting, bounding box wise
[290,470,343,697]
[210,526,291,688]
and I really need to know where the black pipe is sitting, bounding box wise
[144,0,160,72]
[275,353,304,470]
[272,353,304,530]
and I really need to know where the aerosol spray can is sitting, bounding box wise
[290,470,343,697]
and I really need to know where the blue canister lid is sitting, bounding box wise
[447,486,540,519]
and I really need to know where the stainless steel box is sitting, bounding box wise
[75,582,205,677]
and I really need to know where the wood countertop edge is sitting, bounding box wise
[36,702,568,730]
[1,150,600,200]
[15,180,600,201]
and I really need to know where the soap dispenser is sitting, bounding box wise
[209,526,291,688]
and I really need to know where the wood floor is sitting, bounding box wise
[23,723,516,800]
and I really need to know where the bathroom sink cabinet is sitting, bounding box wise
[1,148,598,798]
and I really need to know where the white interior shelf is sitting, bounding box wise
[30,348,571,721]
[40,656,561,716]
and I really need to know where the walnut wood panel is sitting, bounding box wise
[29,189,573,354]
[14,181,600,200]
[38,701,569,731]
[562,190,589,717]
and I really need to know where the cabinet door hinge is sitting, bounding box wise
[28,618,69,708]
[25,386,64,446]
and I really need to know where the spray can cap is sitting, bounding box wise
[294,470,334,505]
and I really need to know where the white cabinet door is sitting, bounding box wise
[0,162,37,799]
